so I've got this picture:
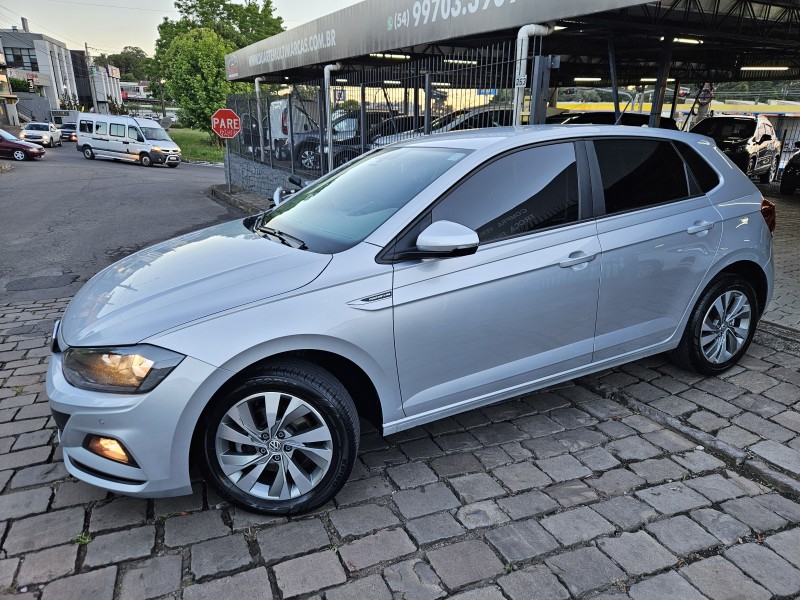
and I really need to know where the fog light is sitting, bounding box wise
[87,436,135,465]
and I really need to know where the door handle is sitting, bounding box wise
[559,251,597,268]
[687,221,714,235]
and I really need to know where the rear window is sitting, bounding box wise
[675,142,720,194]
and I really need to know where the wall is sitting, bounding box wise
[225,152,294,197]
[14,92,53,122]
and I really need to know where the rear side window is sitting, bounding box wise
[79,120,92,133]
[95,122,108,135]
[110,124,125,137]
[594,139,689,214]
[675,142,720,194]
[432,143,580,243]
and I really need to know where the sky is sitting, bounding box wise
[0,0,361,55]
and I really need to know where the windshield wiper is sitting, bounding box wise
[256,225,308,250]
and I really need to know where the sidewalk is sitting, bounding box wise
[1,185,799,598]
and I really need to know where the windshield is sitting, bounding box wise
[0,129,17,141]
[257,146,472,253]
[140,127,172,141]
[61,123,76,130]
[26,124,48,131]
[691,118,756,140]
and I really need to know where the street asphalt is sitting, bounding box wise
[1,152,800,599]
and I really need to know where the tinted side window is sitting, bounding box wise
[594,139,689,214]
[79,120,92,133]
[432,143,579,243]
[110,124,125,137]
[95,122,108,135]
[675,142,720,194]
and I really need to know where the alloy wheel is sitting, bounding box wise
[214,391,333,500]
[12,150,26,161]
[700,290,751,364]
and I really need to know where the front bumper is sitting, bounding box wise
[151,150,182,165]
[46,348,222,497]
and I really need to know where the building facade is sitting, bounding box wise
[0,35,20,125]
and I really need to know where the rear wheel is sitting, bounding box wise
[45,137,53,148]
[759,158,777,184]
[140,153,153,167]
[202,359,359,514]
[12,149,26,161]
[83,146,94,160]
[295,145,320,170]
[671,275,758,375]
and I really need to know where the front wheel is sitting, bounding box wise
[83,146,94,160]
[671,275,758,375]
[140,153,153,167]
[202,359,359,515]
[759,158,777,184]
[12,149,26,161]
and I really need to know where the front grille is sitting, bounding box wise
[51,408,70,432]
[70,459,146,485]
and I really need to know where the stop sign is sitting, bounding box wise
[211,108,241,139]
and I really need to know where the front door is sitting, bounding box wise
[392,142,601,417]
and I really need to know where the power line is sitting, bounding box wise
[34,0,179,13]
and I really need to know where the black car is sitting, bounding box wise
[780,142,800,195]
[547,111,679,130]
[59,122,77,142]
[690,116,782,183]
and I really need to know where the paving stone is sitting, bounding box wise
[554,428,609,453]
[588,468,646,496]
[597,531,676,576]
[401,438,446,460]
[513,414,564,438]
[575,446,620,471]
[526,390,572,411]
[11,428,51,450]
[52,480,107,508]
[0,485,51,520]
[606,436,662,461]
[485,518,559,562]
[153,483,203,515]
[339,528,415,571]
[732,412,794,442]
[485,401,535,421]
[522,435,570,459]
[545,479,599,507]
[9,462,66,489]
[624,381,670,404]
[456,500,510,529]
[183,567,273,600]
[729,394,785,418]
[501,441,533,461]
[17,543,77,586]
[681,475,743,503]
[535,454,592,482]
[750,440,800,475]
[694,376,747,400]
[498,564,569,600]
[646,515,719,556]
[764,382,800,405]
[327,574,392,600]
[84,526,155,568]
[383,559,446,600]
[118,554,182,600]
[596,419,637,439]
[162,510,229,547]
[257,518,330,562]
[0,418,47,439]
[436,432,481,453]
[3,507,84,555]
[387,461,438,489]
[680,556,770,600]
[772,409,800,433]
[329,503,400,538]
[90,496,148,532]
[622,415,662,433]
[550,407,598,429]
[273,550,346,598]
[724,469,770,496]
[558,386,607,405]
[0,445,50,471]
[541,506,615,546]
[362,447,408,469]
[430,453,483,477]
[392,482,461,519]
[628,571,707,600]
[473,446,512,469]
[720,496,788,533]
[593,496,658,532]
[497,489,559,520]
[725,543,800,596]
[629,458,688,484]
[448,586,505,600]
[471,422,528,446]
[691,508,750,546]
[449,473,505,504]
[679,389,740,418]
[454,410,492,429]
[335,475,394,506]
[40,566,117,600]
[649,396,697,417]
[715,425,760,448]
[635,482,711,515]
[545,546,626,597]
[766,528,800,569]
[687,410,729,432]
[230,506,286,531]
[492,462,551,492]
[753,492,800,521]
[643,429,696,453]
[406,512,465,545]
[427,540,504,590]
[190,533,252,579]
[727,370,780,394]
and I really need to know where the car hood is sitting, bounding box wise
[13,139,43,150]
[60,220,332,347]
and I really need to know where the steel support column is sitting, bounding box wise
[607,30,621,122]
[648,37,673,128]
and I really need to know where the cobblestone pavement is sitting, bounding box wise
[4,298,800,599]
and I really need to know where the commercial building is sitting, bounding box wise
[0,35,20,126]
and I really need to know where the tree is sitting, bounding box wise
[172,0,283,48]
[93,46,152,82]
[164,28,234,132]
[9,77,29,93]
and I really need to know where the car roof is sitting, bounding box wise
[26,122,50,126]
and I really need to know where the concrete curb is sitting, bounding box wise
[209,184,272,215]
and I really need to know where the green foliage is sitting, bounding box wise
[60,93,80,111]
[165,28,234,132]
[173,0,284,48]
[73,533,92,545]
[169,128,225,162]
[9,77,29,92]
[339,99,361,111]
[93,46,152,82]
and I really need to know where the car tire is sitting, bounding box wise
[759,158,777,184]
[83,146,95,160]
[295,145,320,170]
[11,149,26,161]
[57,138,63,148]
[780,177,797,195]
[140,153,153,167]
[201,359,359,515]
[45,137,52,148]
[670,274,758,375]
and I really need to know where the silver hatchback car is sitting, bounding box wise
[47,126,774,514]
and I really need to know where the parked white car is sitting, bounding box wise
[19,122,62,147]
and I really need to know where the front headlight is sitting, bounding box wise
[19,132,25,138]
[152,146,162,153]
[62,345,184,393]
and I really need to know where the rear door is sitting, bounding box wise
[590,137,722,361]
[392,142,601,417]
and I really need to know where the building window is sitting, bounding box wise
[4,47,39,72]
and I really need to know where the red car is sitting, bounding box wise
[0,128,46,161]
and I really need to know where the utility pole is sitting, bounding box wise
[85,42,99,113]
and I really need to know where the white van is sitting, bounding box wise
[268,98,318,160]
[75,113,182,167]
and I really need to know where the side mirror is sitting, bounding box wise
[288,174,303,187]
[273,186,286,206]
[411,221,479,258]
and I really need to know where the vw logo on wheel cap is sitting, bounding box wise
[268,440,283,452]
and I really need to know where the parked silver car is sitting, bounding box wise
[47,126,774,514]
